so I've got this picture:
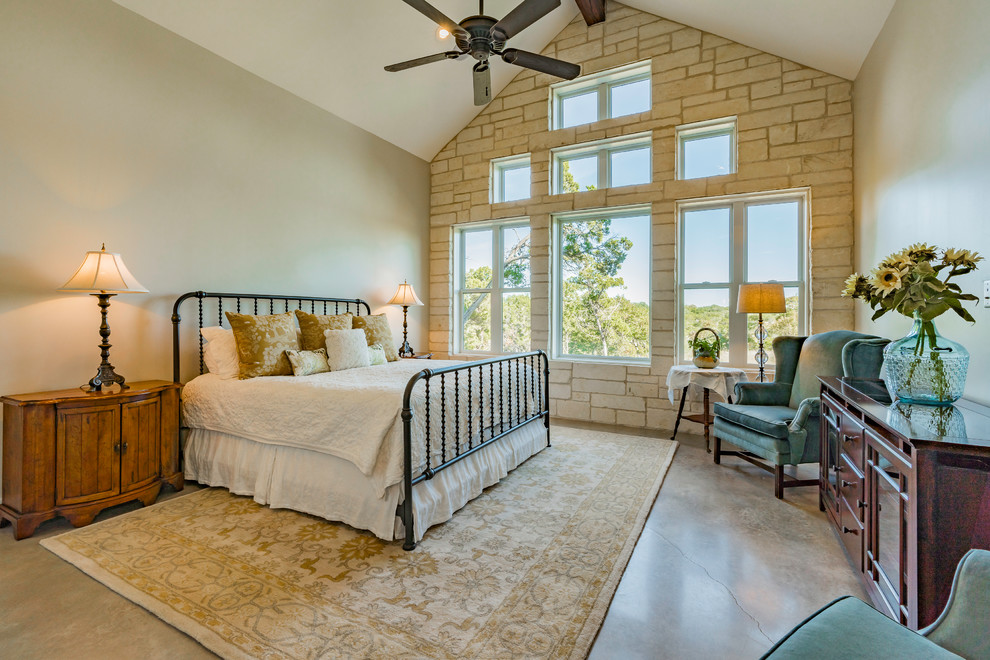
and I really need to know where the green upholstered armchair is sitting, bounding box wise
[761,548,990,659]
[712,330,888,499]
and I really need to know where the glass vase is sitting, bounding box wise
[883,313,969,406]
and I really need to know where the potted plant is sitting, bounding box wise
[690,328,721,369]
[842,243,981,405]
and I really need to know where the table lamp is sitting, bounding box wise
[59,244,148,390]
[737,282,785,382]
[387,280,423,358]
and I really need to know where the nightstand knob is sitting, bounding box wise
[113,442,121,453]
[121,441,129,452]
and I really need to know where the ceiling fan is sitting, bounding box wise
[385,0,581,105]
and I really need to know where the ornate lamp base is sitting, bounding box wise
[754,313,768,382]
[87,293,128,391]
[397,304,416,358]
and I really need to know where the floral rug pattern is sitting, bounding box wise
[42,427,676,659]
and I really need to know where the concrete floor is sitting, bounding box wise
[0,423,865,659]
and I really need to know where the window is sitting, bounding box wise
[552,133,651,194]
[490,155,531,203]
[678,191,808,367]
[455,219,531,354]
[552,206,651,362]
[676,118,736,179]
[551,61,651,129]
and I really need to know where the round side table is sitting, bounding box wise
[666,365,748,452]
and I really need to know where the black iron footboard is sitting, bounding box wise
[400,351,550,550]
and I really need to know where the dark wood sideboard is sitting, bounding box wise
[1,380,182,539]
[819,376,990,630]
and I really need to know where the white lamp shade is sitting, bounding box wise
[58,248,148,294]
[387,281,423,306]
[736,283,785,314]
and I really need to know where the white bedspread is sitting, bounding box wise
[182,359,539,497]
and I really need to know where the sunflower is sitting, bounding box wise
[943,247,984,269]
[869,266,904,294]
[841,273,870,298]
[880,249,914,269]
[906,242,938,262]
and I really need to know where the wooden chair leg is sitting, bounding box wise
[774,465,784,499]
[713,434,721,464]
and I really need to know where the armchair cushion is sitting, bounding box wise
[712,403,794,439]
[734,382,792,406]
[762,596,961,659]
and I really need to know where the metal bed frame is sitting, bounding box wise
[171,291,550,550]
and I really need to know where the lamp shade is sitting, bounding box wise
[736,283,785,314]
[58,246,148,294]
[387,281,423,306]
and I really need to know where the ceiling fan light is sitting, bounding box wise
[437,26,450,39]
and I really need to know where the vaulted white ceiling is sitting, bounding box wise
[113,0,895,161]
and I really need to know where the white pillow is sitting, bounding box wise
[201,326,239,379]
[324,329,371,371]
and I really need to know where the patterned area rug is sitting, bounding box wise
[42,427,677,659]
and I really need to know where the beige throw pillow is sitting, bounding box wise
[294,309,353,351]
[225,311,300,379]
[324,329,372,371]
[200,326,239,379]
[352,314,399,362]
[285,348,331,376]
[367,343,387,366]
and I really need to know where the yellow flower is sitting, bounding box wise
[880,249,914,269]
[943,247,984,269]
[870,266,904,294]
[841,273,869,298]
[906,242,938,262]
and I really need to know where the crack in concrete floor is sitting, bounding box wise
[650,526,775,645]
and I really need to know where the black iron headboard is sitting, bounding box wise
[171,291,372,383]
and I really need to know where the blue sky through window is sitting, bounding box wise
[610,148,650,187]
[610,79,650,117]
[561,91,597,128]
[747,202,799,282]
[502,165,530,202]
[683,207,730,283]
[683,133,731,179]
[563,155,598,190]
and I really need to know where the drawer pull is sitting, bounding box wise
[857,500,865,509]
[113,443,121,453]
[842,434,855,443]
[841,479,855,488]
[842,526,858,535]
[121,441,129,452]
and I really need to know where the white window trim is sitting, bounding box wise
[551,204,652,365]
[490,154,531,204]
[675,117,737,180]
[454,217,531,356]
[551,132,652,194]
[550,60,652,130]
[676,189,810,367]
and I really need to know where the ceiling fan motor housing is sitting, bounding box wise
[457,16,505,60]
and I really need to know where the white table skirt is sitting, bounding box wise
[666,365,749,404]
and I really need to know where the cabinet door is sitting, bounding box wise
[820,393,843,513]
[56,404,119,505]
[120,397,161,492]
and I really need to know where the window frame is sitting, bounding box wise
[550,61,652,130]
[675,117,737,180]
[551,132,652,194]
[676,189,810,367]
[490,154,531,204]
[454,217,532,356]
[551,204,653,365]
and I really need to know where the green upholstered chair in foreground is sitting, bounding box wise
[761,548,990,659]
[712,331,888,499]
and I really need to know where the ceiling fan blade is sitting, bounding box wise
[501,48,580,80]
[401,0,469,39]
[491,0,560,42]
[473,62,492,106]
[385,51,462,72]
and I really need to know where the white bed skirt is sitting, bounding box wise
[183,420,548,542]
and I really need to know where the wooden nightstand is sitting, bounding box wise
[0,380,182,539]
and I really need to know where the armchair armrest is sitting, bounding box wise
[788,398,820,432]
[921,549,990,658]
[734,382,792,406]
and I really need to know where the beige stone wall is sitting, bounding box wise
[429,2,854,430]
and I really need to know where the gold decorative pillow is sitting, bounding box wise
[225,312,300,379]
[352,314,398,362]
[294,309,353,351]
[285,348,330,376]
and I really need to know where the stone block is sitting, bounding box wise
[590,393,646,412]
[591,407,617,425]
[572,378,627,395]
[617,411,647,427]
[556,400,591,420]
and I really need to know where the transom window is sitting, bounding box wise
[455,219,531,355]
[551,61,651,130]
[552,133,652,194]
[676,118,736,180]
[490,154,531,203]
[678,191,808,367]
[552,206,651,363]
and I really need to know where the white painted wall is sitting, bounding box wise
[0,1,429,427]
[854,0,990,405]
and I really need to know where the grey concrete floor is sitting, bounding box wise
[0,423,864,659]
